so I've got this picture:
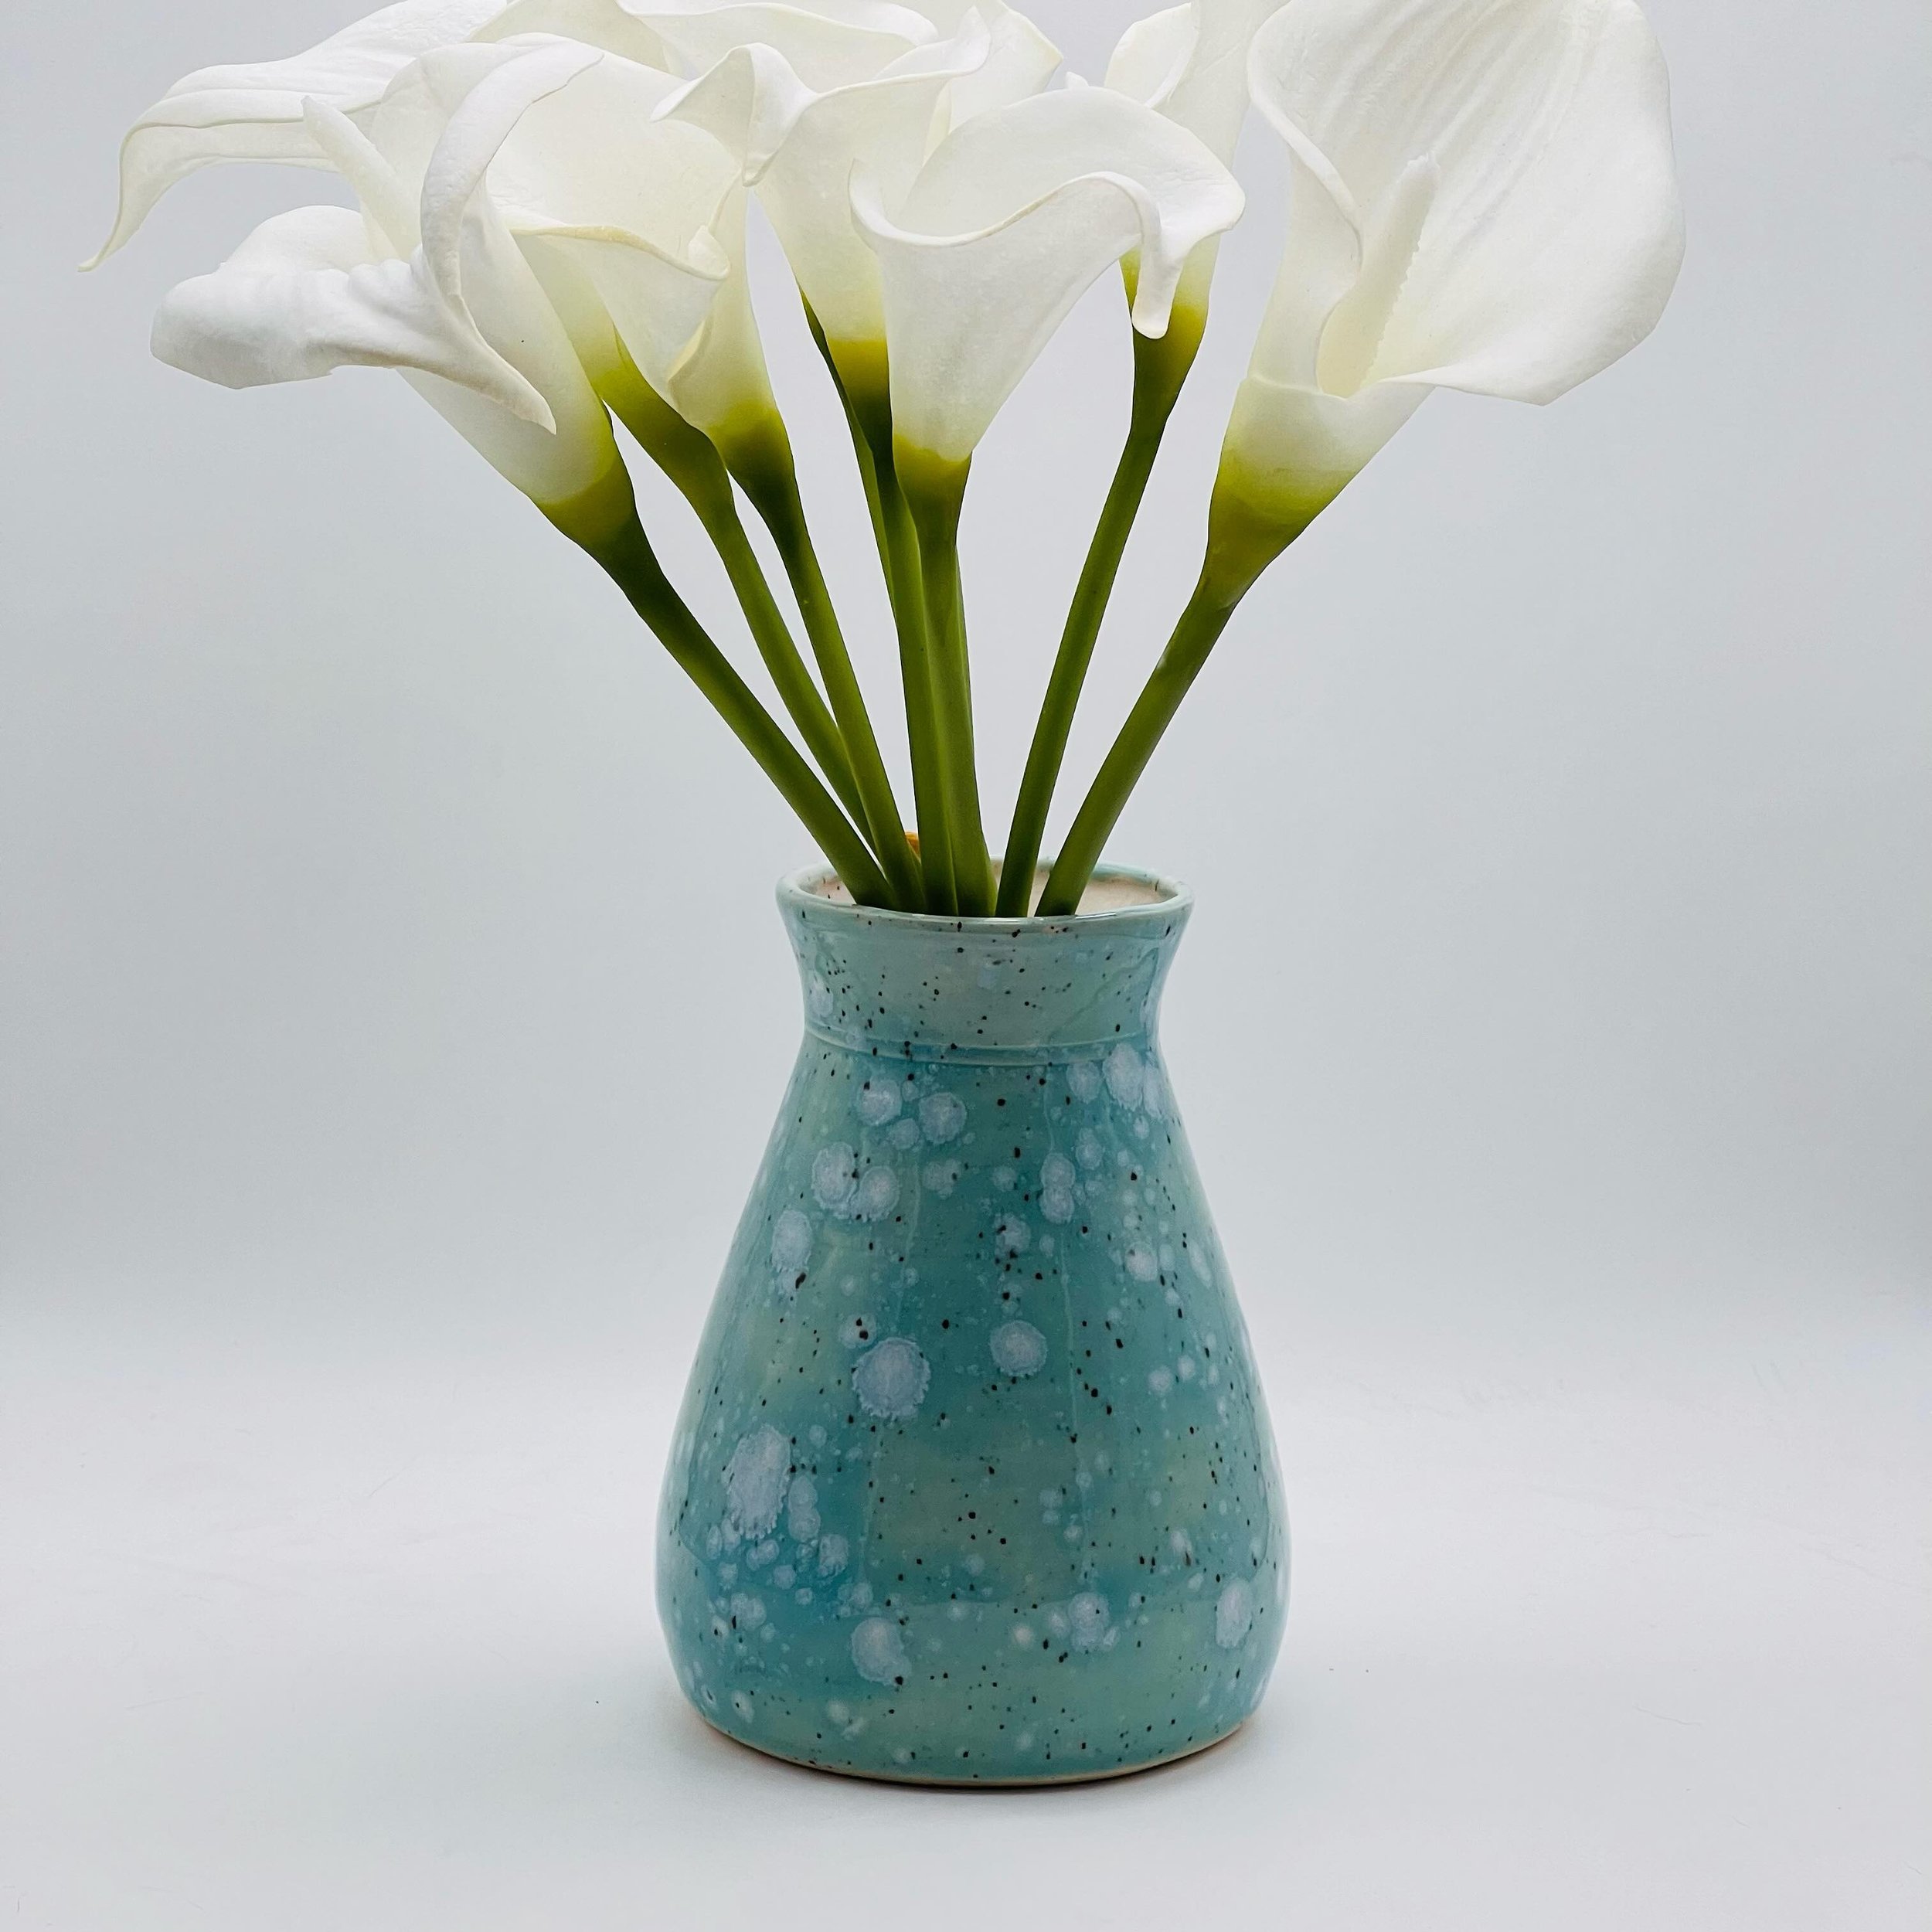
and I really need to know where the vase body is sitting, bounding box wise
[656,866,1288,1784]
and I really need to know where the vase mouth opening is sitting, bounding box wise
[780,862,1191,930]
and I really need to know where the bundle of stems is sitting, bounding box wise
[589,305,1254,923]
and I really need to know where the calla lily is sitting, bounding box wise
[141,29,902,906]
[143,22,785,493]
[1033,0,1685,917]
[655,2,1059,407]
[151,41,632,537]
[1212,0,1685,584]
[846,83,1241,914]
[641,2,1069,921]
[87,0,672,266]
[853,83,1244,474]
[99,0,785,460]
[472,45,779,444]
[493,43,917,900]
[1104,0,1281,333]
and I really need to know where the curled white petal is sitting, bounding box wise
[481,49,763,422]
[656,8,1025,358]
[150,44,632,510]
[1106,5,1192,114]
[651,42,820,183]
[91,0,510,264]
[1248,0,1684,406]
[87,0,670,264]
[856,86,1242,461]
[149,202,561,445]
[922,0,1061,130]
[1222,0,1683,526]
[1107,0,1280,165]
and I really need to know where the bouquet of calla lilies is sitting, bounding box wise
[97,0,1683,917]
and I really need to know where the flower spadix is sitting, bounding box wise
[1209,0,1685,597]
[151,42,640,541]
[87,0,672,267]
[854,83,1244,485]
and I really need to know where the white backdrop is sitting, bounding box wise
[3,1,1927,1927]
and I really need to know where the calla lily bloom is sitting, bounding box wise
[1105,0,1282,327]
[646,0,1065,915]
[96,0,787,465]
[1034,0,1685,917]
[655,2,1059,410]
[87,0,672,267]
[1212,0,1686,588]
[473,44,893,858]
[854,83,1244,476]
[144,25,794,508]
[478,46,779,447]
[143,32,900,906]
[151,41,634,538]
[846,83,1241,914]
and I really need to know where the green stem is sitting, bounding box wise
[705,508,869,832]
[998,325,1199,916]
[903,471,992,917]
[998,431,1162,911]
[1034,573,1240,919]
[804,304,895,605]
[605,376,875,853]
[730,445,923,910]
[802,308,955,913]
[580,506,893,909]
[878,457,955,913]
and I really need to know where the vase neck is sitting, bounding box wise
[779,868,1192,1066]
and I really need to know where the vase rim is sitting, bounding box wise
[779,862,1192,933]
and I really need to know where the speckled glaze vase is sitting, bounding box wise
[656,865,1288,1784]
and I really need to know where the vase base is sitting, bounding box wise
[689,1709,1248,1790]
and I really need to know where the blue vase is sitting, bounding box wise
[656,866,1289,1784]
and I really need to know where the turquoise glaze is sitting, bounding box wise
[656,866,1288,1784]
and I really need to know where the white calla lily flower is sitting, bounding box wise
[151,41,632,534]
[141,19,782,486]
[88,0,672,266]
[1213,0,1685,579]
[655,2,1059,404]
[853,83,1243,474]
[471,46,779,443]
[1106,0,1281,325]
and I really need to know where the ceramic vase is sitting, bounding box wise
[656,865,1288,1784]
